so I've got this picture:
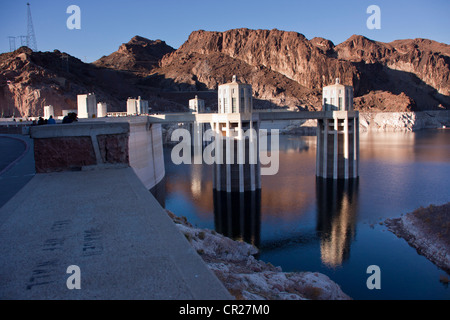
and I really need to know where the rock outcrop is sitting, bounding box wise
[94,36,175,75]
[167,210,351,300]
[385,203,450,274]
[272,110,449,134]
[359,110,450,132]
[336,36,450,97]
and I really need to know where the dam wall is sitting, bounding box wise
[128,119,165,191]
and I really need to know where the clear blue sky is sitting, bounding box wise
[1,0,449,63]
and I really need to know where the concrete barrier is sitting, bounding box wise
[30,118,165,190]
[0,123,31,135]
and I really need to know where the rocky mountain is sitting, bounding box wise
[0,28,449,117]
[0,44,183,117]
[94,36,174,75]
[155,29,450,112]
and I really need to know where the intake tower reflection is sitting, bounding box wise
[213,190,261,247]
[212,76,262,247]
[316,178,359,268]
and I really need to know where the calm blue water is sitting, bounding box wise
[162,129,450,300]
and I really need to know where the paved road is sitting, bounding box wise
[0,135,35,209]
[0,136,26,173]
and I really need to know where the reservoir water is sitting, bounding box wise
[162,129,450,300]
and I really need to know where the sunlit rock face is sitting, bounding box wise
[160,29,449,111]
[94,36,175,75]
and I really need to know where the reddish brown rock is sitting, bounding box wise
[0,46,184,118]
[336,36,450,96]
[93,36,175,75]
[353,91,417,112]
[1,30,449,116]
[152,50,321,110]
[158,29,449,111]
[34,137,96,173]
[97,133,129,164]
[161,28,358,92]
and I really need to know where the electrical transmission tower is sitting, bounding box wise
[61,53,69,73]
[26,3,38,51]
[8,36,16,52]
[19,35,28,47]
[7,36,28,52]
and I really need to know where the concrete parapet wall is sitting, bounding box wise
[0,123,30,135]
[30,119,165,190]
[30,123,130,173]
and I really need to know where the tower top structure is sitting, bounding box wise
[218,76,253,114]
[322,79,353,112]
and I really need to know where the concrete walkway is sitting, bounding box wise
[0,150,232,299]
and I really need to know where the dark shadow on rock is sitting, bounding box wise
[355,62,450,111]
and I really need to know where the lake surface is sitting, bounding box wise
[162,129,450,300]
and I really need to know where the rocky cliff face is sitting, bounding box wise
[156,29,358,110]
[163,29,359,92]
[149,50,321,110]
[1,29,449,117]
[336,35,450,110]
[157,29,450,112]
[337,36,450,95]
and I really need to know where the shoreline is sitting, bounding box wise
[159,110,450,140]
[385,202,450,275]
[166,210,351,300]
[279,110,450,135]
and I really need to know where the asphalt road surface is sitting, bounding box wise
[0,135,35,209]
